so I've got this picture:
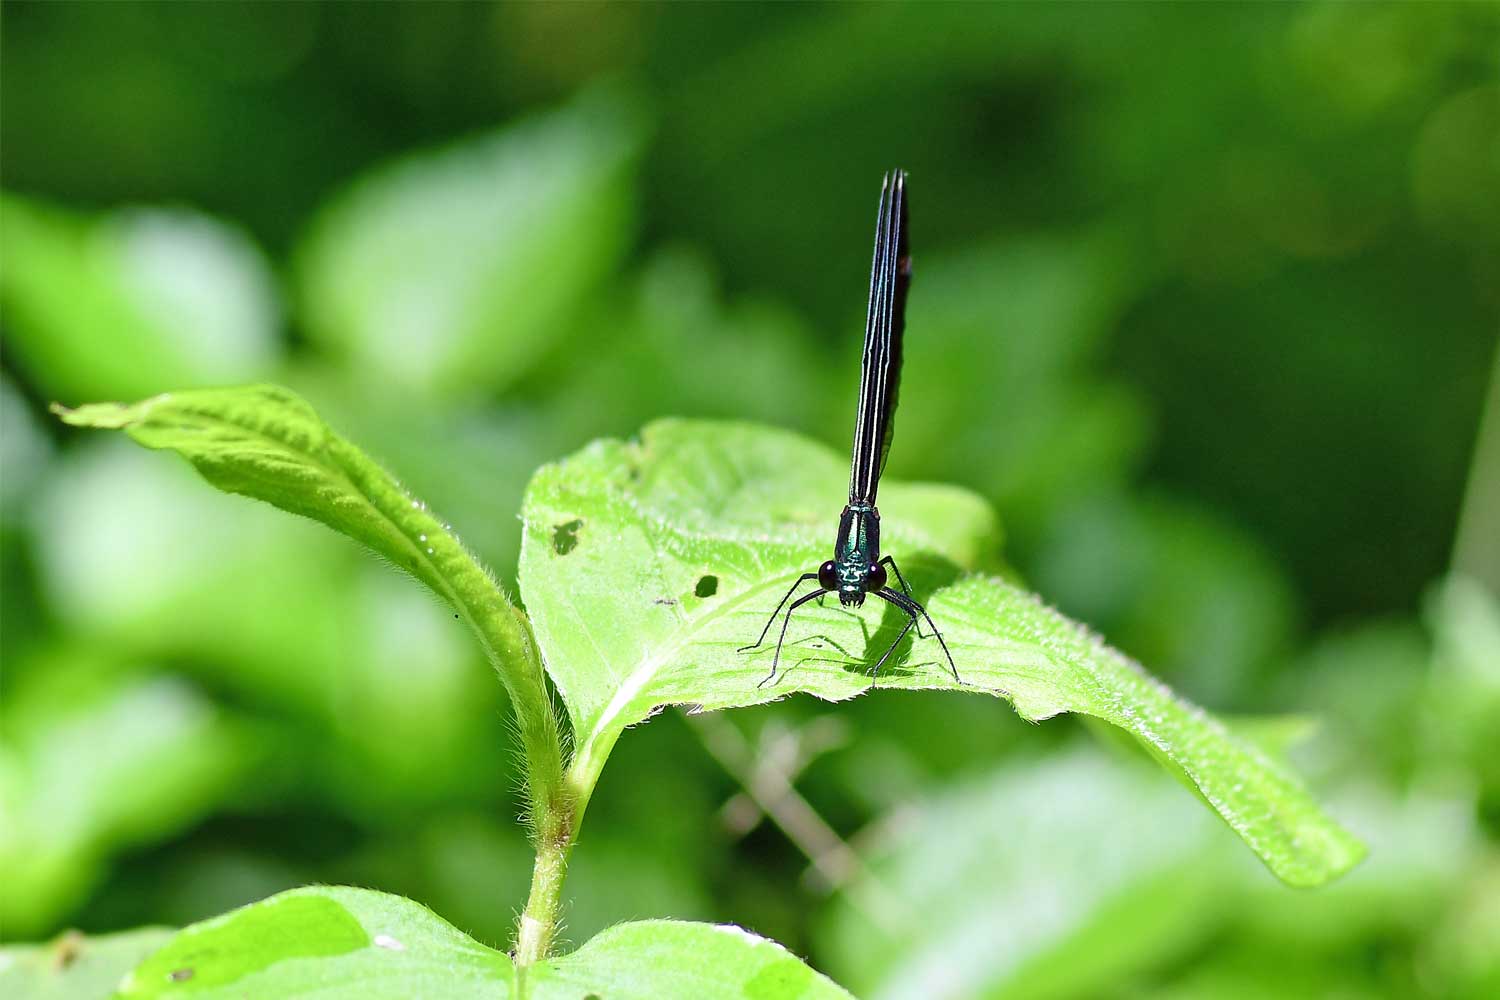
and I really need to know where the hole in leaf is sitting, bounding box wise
[169,969,195,983]
[552,519,583,555]
[695,575,718,598]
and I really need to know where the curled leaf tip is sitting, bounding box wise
[50,399,139,429]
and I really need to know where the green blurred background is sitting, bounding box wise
[3,2,1498,997]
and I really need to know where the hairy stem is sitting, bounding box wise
[494,609,573,967]
[515,798,572,966]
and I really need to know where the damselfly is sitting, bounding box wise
[738,170,959,687]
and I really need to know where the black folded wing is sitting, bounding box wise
[848,169,910,506]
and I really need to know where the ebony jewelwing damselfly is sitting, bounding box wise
[739,170,959,687]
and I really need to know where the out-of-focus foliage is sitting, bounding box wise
[818,748,1236,1000]
[1,661,256,935]
[295,88,645,396]
[0,197,279,401]
[2,2,1496,997]
[0,928,174,1000]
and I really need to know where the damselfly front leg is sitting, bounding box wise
[876,554,926,636]
[757,589,827,688]
[867,614,917,679]
[737,573,819,653]
[873,586,959,683]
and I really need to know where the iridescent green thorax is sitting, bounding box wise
[833,503,881,605]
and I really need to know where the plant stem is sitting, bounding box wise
[1453,338,1500,590]
[515,798,572,965]
[495,609,574,966]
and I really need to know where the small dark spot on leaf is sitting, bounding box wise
[654,597,677,606]
[169,968,194,982]
[695,575,718,598]
[552,519,583,555]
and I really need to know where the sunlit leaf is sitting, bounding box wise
[520,420,1362,886]
[0,928,174,1000]
[295,88,646,395]
[109,887,851,1000]
[0,194,280,402]
[114,887,512,999]
[530,919,855,999]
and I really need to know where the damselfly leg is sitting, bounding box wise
[877,554,925,636]
[873,586,959,683]
[737,573,819,653]
[756,589,826,688]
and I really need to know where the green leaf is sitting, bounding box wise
[51,385,456,598]
[817,748,1236,1000]
[520,418,997,781]
[295,88,645,395]
[530,920,855,999]
[50,382,513,664]
[0,194,280,402]
[0,928,174,1000]
[113,888,512,999]
[107,888,850,1000]
[520,419,1362,886]
[51,384,564,827]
